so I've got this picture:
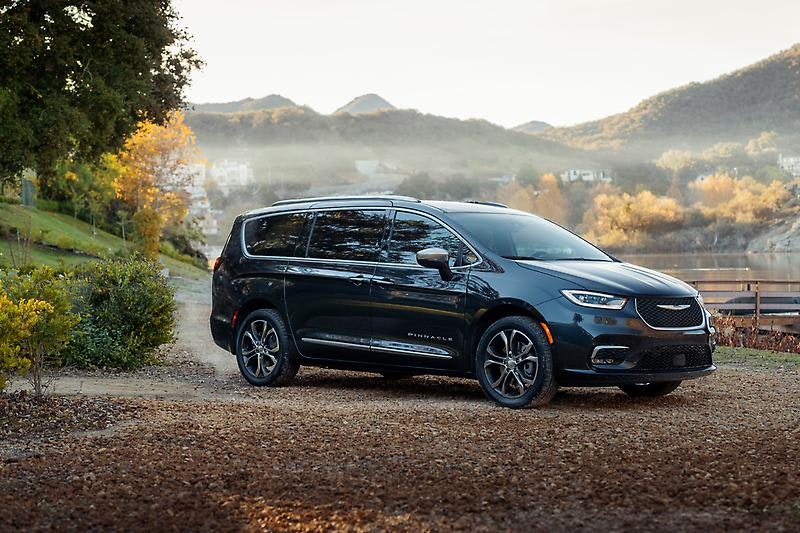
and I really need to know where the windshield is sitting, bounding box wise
[450,212,612,262]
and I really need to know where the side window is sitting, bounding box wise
[387,211,465,267]
[307,209,387,261]
[243,213,307,257]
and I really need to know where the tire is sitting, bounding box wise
[618,381,681,397]
[475,316,558,408]
[235,308,299,387]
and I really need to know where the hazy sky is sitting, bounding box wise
[174,0,800,128]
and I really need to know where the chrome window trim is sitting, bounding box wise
[634,297,706,331]
[240,205,484,270]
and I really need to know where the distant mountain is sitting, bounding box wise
[190,94,298,113]
[540,44,800,155]
[334,93,396,115]
[185,106,600,176]
[513,120,553,135]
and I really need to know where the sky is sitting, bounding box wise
[174,0,800,128]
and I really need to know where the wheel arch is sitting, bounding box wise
[231,297,284,354]
[467,299,549,373]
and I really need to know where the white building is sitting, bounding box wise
[184,163,207,199]
[210,159,254,194]
[560,169,613,183]
[778,154,800,177]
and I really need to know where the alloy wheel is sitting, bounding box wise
[483,329,539,399]
[240,319,281,379]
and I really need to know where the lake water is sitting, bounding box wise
[619,253,800,282]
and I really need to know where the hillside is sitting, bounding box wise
[184,106,601,177]
[334,93,396,114]
[0,204,208,278]
[540,44,800,155]
[513,120,552,134]
[190,94,298,113]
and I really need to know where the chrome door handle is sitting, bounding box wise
[348,274,371,285]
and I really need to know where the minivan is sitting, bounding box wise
[211,196,716,408]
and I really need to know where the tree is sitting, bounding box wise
[496,174,566,224]
[0,1,201,183]
[655,149,694,200]
[115,111,200,259]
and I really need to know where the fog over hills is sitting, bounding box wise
[190,94,298,113]
[334,93,396,115]
[539,44,800,156]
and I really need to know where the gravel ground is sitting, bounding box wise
[2,278,799,531]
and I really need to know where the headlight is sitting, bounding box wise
[561,290,628,310]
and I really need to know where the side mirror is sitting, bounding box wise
[416,247,454,281]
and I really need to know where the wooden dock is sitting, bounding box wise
[686,280,800,333]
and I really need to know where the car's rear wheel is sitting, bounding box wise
[236,309,299,386]
[618,381,681,397]
[476,316,557,408]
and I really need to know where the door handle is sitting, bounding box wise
[348,274,371,285]
[372,277,395,286]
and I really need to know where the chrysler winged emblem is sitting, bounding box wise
[657,304,691,311]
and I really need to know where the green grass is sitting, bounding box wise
[0,204,209,279]
[0,204,129,256]
[715,345,800,367]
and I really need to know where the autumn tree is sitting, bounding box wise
[497,173,566,224]
[655,149,694,200]
[115,111,201,259]
[0,1,201,184]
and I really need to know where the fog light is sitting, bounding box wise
[591,345,629,366]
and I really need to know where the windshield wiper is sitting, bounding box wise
[501,255,543,260]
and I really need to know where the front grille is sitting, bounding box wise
[637,345,712,370]
[636,297,703,329]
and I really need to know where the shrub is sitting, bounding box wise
[0,268,79,394]
[0,195,21,205]
[0,295,40,390]
[63,257,176,369]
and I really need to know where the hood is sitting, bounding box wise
[515,260,697,297]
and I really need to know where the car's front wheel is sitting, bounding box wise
[618,381,681,397]
[236,309,299,386]
[476,316,557,408]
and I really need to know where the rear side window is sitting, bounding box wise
[387,211,464,267]
[307,209,387,261]
[243,213,307,257]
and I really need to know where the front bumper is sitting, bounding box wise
[538,296,717,387]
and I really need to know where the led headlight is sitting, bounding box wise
[561,290,628,310]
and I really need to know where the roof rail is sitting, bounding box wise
[463,200,508,208]
[272,195,420,207]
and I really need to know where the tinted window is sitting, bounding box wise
[244,213,307,257]
[450,212,611,261]
[307,209,387,261]
[388,211,465,267]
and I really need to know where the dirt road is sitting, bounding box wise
[1,278,799,531]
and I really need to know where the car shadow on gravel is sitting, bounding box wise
[288,372,488,401]
[552,386,694,410]
[279,370,697,410]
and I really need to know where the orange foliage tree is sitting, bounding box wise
[114,112,200,259]
[581,191,684,248]
[497,173,566,224]
[688,175,789,223]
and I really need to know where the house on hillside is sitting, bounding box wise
[560,169,613,183]
[778,154,800,177]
